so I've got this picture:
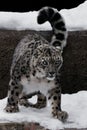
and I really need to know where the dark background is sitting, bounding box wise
[0,0,86,12]
[0,30,87,98]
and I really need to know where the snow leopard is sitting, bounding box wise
[5,6,68,122]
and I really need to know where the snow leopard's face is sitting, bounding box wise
[30,45,63,80]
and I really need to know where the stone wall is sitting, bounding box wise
[0,30,87,99]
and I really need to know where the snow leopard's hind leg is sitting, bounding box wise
[19,91,47,109]
[19,91,40,107]
[33,92,47,109]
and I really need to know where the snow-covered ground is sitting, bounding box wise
[0,91,87,130]
[0,0,87,31]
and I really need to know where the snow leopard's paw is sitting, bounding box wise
[4,105,19,113]
[19,98,30,107]
[52,110,68,122]
[58,111,68,122]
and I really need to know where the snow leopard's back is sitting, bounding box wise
[11,33,49,74]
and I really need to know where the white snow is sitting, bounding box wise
[0,11,51,31]
[0,91,87,130]
[60,0,87,31]
[0,1,87,31]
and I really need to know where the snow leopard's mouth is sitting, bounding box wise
[46,77,55,81]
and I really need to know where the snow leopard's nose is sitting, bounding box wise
[47,72,55,81]
[48,72,55,77]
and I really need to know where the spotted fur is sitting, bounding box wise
[37,6,67,50]
[5,7,68,122]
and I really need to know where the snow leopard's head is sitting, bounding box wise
[30,44,63,80]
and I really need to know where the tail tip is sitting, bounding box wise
[37,13,44,24]
[37,7,49,24]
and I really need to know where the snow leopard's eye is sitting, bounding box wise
[41,59,48,66]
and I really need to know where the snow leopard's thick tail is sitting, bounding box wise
[37,6,68,50]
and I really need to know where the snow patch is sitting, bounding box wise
[0,1,87,31]
[0,91,87,130]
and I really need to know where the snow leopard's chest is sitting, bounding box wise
[20,75,55,96]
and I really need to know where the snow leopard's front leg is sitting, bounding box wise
[5,78,22,113]
[48,86,68,122]
[5,52,31,113]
